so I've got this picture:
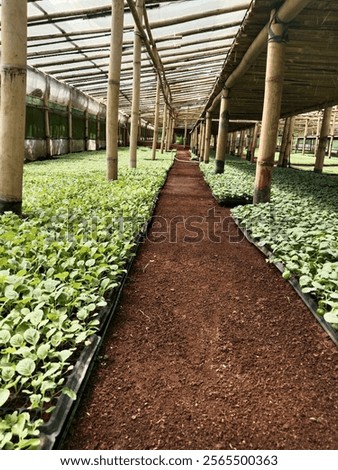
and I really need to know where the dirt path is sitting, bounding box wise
[63,149,338,450]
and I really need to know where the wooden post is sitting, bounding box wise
[278,117,290,167]
[165,112,171,152]
[215,89,230,173]
[160,102,167,153]
[314,115,321,155]
[230,132,237,155]
[96,113,101,150]
[44,78,51,158]
[250,122,259,162]
[106,0,124,181]
[301,117,308,155]
[129,0,144,168]
[84,110,89,151]
[237,130,245,158]
[253,10,288,204]
[0,0,27,215]
[199,122,205,161]
[328,111,336,158]
[152,76,160,160]
[68,101,73,154]
[183,120,188,148]
[284,116,295,167]
[204,112,212,163]
[314,107,332,173]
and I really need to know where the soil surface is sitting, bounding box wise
[63,149,338,450]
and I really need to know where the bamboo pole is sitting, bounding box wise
[204,112,212,163]
[277,118,290,167]
[253,11,288,204]
[0,0,27,215]
[96,113,101,151]
[152,76,160,160]
[129,0,144,169]
[68,101,73,154]
[284,116,295,167]
[183,120,188,148]
[250,122,259,162]
[314,107,332,173]
[215,89,230,173]
[314,115,321,155]
[165,112,171,152]
[328,111,336,158]
[237,130,245,158]
[84,110,89,151]
[44,78,51,158]
[301,117,308,154]
[106,0,124,181]
[160,102,167,154]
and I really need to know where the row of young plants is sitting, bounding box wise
[200,158,338,331]
[0,149,173,449]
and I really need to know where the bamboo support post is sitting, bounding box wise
[129,0,144,168]
[253,11,288,204]
[199,122,206,161]
[84,110,89,151]
[204,112,212,163]
[314,107,332,173]
[328,111,336,158]
[250,122,259,162]
[0,0,27,215]
[183,120,188,148]
[96,113,101,151]
[160,102,167,154]
[68,101,73,154]
[151,77,160,160]
[237,130,245,158]
[301,117,308,154]
[44,78,51,158]
[284,116,295,167]
[215,89,230,173]
[278,118,290,167]
[106,0,124,181]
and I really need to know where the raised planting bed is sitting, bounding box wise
[231,167,338,342]
[0,148,174,449]
[199,159,254,207]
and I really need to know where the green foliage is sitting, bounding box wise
[0,148,172,449]
[228,163,338,330]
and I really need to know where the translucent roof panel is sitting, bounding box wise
[0,0,252,128]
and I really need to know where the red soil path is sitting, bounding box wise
[63,149,338,450]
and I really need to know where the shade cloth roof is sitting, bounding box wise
[1,0,338,130]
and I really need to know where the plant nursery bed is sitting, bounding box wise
[62,150,338,451]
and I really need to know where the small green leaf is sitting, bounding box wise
[62,387,77,400]
[0,330,11,345]
[23,328,40,346]
[16,358,36,377]
[0,389,10,407]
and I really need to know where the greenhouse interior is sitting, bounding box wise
[0,0,338,452]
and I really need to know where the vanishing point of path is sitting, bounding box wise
[64,149,338,450]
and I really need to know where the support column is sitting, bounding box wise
[328,111,336,158]
[314,115,321,155]
[84,110,89,151]
[96,113,101,150]
[199,122,206,161]
[253,11,288,204]
[278,117,290,167]
[0,0,27,215]
[68,101,73,154]
[314,107,332,173]
[165,112,171,152]
[215,89,230,174]
[129,0,144,168]
[160,102,167,153]
[106,0,124,181]
[237,130,245,158]
[204,112,212,163]
[283,116,295,167]
[250,122,259,162]
[44,78,51,158]
[152,76,160,160]
[301,117,308,155]
[183,120,188,148]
